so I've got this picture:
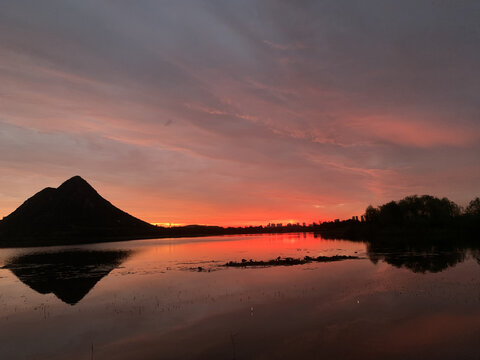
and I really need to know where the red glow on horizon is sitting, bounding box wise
[1,1,479,225]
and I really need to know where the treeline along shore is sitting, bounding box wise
[317,195,480,241]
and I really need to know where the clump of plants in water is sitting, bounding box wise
[224,255,359,267]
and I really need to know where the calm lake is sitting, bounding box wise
[0,233,479,360]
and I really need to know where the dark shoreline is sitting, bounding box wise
[1,220,479,248]
[0,226,318,248]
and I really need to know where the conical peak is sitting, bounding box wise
[0,176,156,246]
[57,176,96,193]
[60,175,89,186]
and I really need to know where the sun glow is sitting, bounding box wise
[150,222,186,227]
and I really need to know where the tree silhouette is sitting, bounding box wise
[365,205,380,223]
[364,195,461,226]
[465,197,480,217]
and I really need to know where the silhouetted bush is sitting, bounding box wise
[365,195,461,226]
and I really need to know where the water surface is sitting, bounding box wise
[0,233,478,359]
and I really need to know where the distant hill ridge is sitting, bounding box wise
[0,176,157,245]
[0,175,323,247]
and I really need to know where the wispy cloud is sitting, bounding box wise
[263,40,306,51]
[0,0,479,224]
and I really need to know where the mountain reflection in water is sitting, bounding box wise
[2,250,131,305]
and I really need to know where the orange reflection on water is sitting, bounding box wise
[0,233,479,360]
[127,232,365,269]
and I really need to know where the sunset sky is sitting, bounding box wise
[1,1,479,226]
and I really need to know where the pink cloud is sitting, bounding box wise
[354,116,479,147]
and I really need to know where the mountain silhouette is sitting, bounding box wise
[2,250,131,305]
[0,176,158,246]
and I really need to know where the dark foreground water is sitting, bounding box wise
[0,233,479,359]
